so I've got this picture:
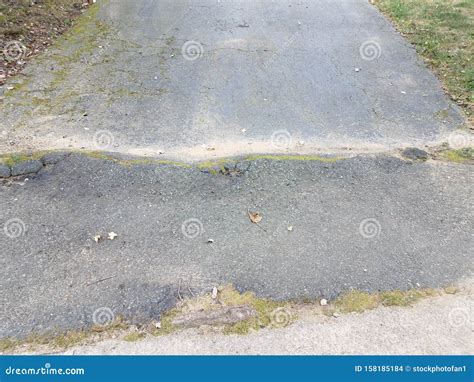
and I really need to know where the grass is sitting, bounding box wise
[374,0,473,117]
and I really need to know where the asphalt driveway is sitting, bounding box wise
[0,0,465,159]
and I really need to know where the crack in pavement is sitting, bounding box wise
[0,153,472,337]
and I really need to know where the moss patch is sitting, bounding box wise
[218,285,291,335]
[151,309,180,337]
[335,288,442,313]
[196,155,344,174]
[335,291,379,313]
[123,332,146,342]
[441,148,473,163]
[380,289,439,307]
[0,338,19,353]
[444,286,459,294]
[0,316,128,354]
[152,285,292,336]
[0,152,45,167]
[245,154,343,163]
[82,151,192,169]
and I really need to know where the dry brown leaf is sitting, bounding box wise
[248,211,263,224]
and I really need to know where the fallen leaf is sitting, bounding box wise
[108,232,118,240]
[93,235,101,243]
[248,211,263,224]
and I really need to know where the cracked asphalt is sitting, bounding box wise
[0,154,473,337]
[0,0,472,341]
[0,0,465,159]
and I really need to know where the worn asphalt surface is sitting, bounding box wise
[0,0,465,158]
[0,0,472,341]
[1,154,472,337]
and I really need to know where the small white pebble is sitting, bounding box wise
[211,286,218,299]
[320,298,328,306]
